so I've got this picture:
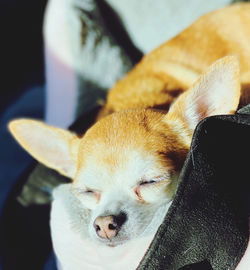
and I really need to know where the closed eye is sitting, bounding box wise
[72,187,100,198]
[138,174,169,186]
[71,186,102,208]
[139,180,157,186]
[84,189,95,194]
[135,174,169,201]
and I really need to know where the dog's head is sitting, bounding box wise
[8,56,240,246]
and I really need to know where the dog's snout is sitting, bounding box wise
[94,212,127,240]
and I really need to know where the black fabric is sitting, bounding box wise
[1,107,250,270]
[179,260,213,270]
[138,111,250,270]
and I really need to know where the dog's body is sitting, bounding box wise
[98,3,250,119]
[8,3,250,267]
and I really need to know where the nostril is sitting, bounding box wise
[108,223,117,230]
[94,224,101,232]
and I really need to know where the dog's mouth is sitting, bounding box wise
[98,236,130,247]
[107,242,118,247]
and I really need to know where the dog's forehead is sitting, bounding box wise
[78,109,171,161]
[75,146,166,189]
[74,109,185,188]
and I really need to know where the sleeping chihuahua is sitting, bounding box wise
[9,56,241,248]
[8,3,250,268]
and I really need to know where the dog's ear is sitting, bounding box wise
[8,119,80,178]
[165,56,240,135]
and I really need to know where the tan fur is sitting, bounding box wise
[78,109,189,175]
[98,3,250,119]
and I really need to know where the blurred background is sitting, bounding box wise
[0,0,244,269]
[0,0,47,249]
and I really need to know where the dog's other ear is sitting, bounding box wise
[8,119,80,178]
[165,56,240,135]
